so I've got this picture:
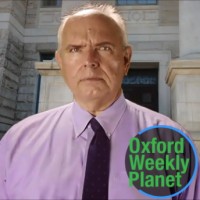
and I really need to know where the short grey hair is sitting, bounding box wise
[57,4,128,50]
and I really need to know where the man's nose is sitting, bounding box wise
[84,48,99,68]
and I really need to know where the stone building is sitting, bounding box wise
[0,0,200,152]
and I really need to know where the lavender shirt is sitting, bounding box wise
[0,94,199,199]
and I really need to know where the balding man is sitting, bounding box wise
[0,4,199,200]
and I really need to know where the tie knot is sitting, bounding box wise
[90,118,102,133]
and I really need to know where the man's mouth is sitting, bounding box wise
[81,77,103,81]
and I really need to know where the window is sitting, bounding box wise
[122,63,158,111]
[117,0,157,5]
[40,52,55,61]
[41,0,62,8]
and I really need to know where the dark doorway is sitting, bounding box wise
[122,64,158,112]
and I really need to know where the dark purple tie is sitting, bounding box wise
[82,118,110,200]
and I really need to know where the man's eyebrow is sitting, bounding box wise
[65,42,115,50]
[95,42,115,47]
[65,44,84,50]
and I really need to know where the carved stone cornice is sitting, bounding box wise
[35,61,61,76]
[166,59,200,86]
[118,5,159,24]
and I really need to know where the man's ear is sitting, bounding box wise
[55,50,62,70]
[124,46,132,75]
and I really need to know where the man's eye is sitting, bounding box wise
[69,47,80,53]
[98,46,112,51]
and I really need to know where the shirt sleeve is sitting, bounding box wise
[0,137,8,199]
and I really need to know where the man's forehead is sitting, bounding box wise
[73,9,102,16]
[64,12,117,32]
[61,11,124,46]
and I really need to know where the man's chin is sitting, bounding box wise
[83,93,104,100]
[76,92,107,102]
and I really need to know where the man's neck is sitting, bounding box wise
[74,90,122,116]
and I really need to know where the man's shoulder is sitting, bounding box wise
[125,99,182,129]
[19,103,72,123]
[6,103,74,136]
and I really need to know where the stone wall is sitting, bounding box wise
[0,0,12,13]
[12,0,27,26]
[159,0,179,26]
[0,31,24,138]
[16,41,58,121]
[25,0,39,28]
[0,0,26,138]
[16,43,39,122]
[0,0,60,138]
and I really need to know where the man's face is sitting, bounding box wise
[56,13,132,108]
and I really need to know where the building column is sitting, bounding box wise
[166,0,200,152]
[35,61,73,112]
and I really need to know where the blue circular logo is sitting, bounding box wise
[125,125,198,199]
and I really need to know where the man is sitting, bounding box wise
[0,4,199,200]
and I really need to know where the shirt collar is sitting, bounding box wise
[72,101,93,138]
[96,94,127,138]
[72,93,127,138]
